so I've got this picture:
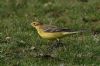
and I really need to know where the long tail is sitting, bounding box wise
[63,30,87,35]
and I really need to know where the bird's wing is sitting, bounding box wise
[42,25,75,32]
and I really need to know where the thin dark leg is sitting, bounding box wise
[55,39,64,47]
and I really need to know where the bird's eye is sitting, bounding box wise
[33,23,36,25]
[33,23,38,26]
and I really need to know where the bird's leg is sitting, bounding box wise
[54,39,64,48]
[56,39,61,44]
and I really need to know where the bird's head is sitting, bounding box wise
[31,22,43,28]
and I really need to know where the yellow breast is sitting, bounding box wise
[37,30,65,40]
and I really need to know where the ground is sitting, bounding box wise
[0,0,100,66]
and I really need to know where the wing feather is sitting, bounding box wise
[42,25,75,32]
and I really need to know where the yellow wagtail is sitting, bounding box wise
[31,22,86,55]
[31,22,84,41]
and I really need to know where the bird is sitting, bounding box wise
[31,21,84,40]
[31,21,86,54]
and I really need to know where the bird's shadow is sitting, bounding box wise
[34,54,65,62]
[31,40,66,62]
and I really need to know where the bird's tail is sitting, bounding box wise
[63,29,87,35]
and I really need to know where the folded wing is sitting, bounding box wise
[43,25,76,32]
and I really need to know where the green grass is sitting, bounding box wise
[0,0,100,66]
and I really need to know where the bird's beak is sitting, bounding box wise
[31,22,34,28]
[31,22,33,26]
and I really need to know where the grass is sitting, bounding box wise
[0,0,100,66]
